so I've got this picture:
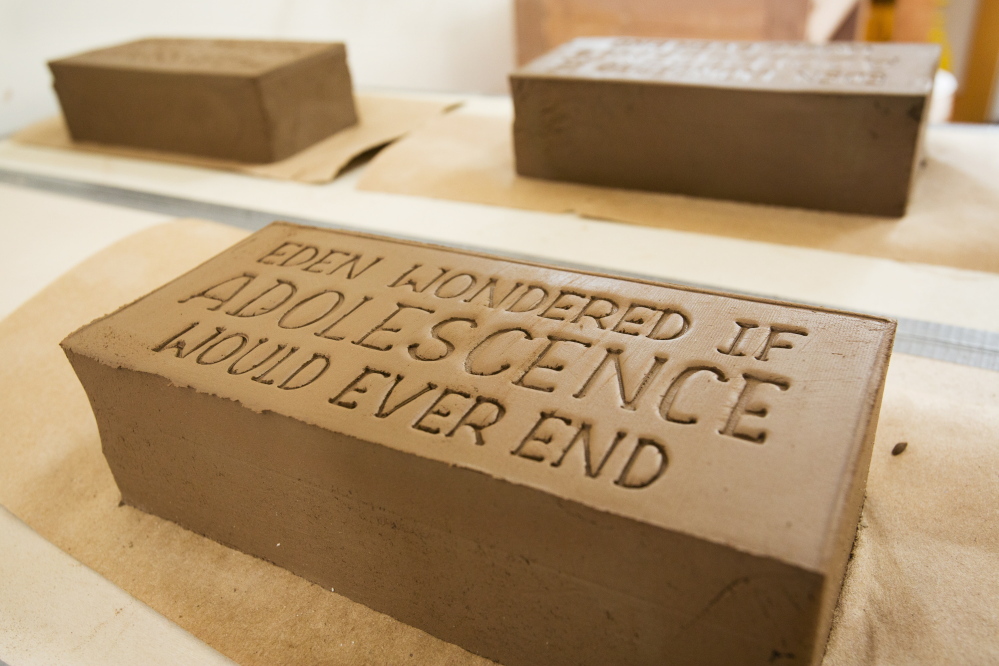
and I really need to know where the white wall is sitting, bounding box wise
[0,0,515,136]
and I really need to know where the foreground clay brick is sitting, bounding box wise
[63,223,894,666]
[49,38,357,162]
[510,38,940,217]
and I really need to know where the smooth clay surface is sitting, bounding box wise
[49,38,358,163]
[63,222,894,666]
[511,38,940,216]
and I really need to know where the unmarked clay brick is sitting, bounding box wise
[511,38,939,216]
[49,38,357,162]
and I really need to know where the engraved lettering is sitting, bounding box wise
[551,424,625,478]
[251,346,299,385]
[196,333,248,365]
[303,249,351,274]
[388,264,420,287]
[151,321,201,356]
[227,340,285,376]
[512,411,572,462]
[464,327,535,377]
[413,388,471,434]
[573,348,668,410]
[611,303,658,336]
[434,273,478,299]
[756,326,809,362]
[153,323,226,359]
[184,327,227,357]
[506,285,549,313]
[279,245,319,267]
[445,397,506,446]
[648,309,690,341]
[314,295,373,341]
[462,278,522,308]
[408,317,477,362]
[659,366,728,424]
[228,280,297,318]
[720,374,791,443]
[614,438,668,489]
[277,290,345,329]
[353,303,435,351]
[330,367,391,409]
[331,254,383,280]
[390,264,450,293]
[570,296,619,329]
[717,321,758,356]
[514,335,591,393]
[277,353,330,390]
[539,290,586,321]
[75,219,899,558]
[374,375,438,418]
[258,242,300,265]
[179,273,255,311]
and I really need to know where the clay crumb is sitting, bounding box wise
[891,442,908,456]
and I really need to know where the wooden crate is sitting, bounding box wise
[515,0,866,64]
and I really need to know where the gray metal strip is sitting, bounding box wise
[0,167,303,231]
[893,318,999,371]
[3,165,997,372]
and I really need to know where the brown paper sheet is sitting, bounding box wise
[12,93,460,184]
[357,112,999,275]
[1,219,997,664]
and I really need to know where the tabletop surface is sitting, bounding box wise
[1,90,998,666]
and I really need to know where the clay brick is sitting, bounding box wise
[63,223,895,665]
[510,38,939,216]
[49,38,357,163]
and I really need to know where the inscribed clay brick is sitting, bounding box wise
[49,38,357,163]
[62,222,895,666]
[510,38,940,216]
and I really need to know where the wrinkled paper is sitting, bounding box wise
[0,219,996,664]
[14,93,459,184]
[358,111,999,275]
